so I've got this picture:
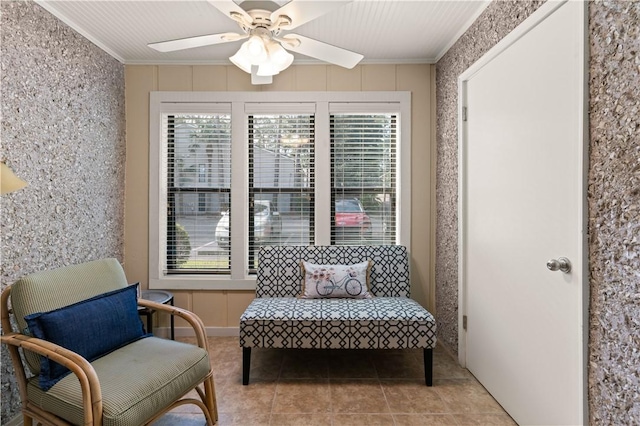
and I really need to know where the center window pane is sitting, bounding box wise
[248,114,315,271]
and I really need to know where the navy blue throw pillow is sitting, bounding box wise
[24,283,148,391]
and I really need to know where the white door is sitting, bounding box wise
[459,1,587,425]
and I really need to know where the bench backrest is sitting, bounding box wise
[256,245,410,298]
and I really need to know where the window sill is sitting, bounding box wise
[149,275,257,291]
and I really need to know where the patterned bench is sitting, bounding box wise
[239,246,437,385]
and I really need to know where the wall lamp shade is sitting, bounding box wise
[1,163,27,194]
[230,36,294,77]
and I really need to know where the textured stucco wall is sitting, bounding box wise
[434,0,545,355]
[0,1,125,422]
[435,0,640,424]
[587,1,640,424]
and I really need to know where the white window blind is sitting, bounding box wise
[164,113,232,273]
[248,113,315,271]
[330,113,397,245]
[149,92,410,290]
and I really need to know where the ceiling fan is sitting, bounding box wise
[148,0,364,85]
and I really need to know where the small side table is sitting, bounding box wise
[138,290,175,340]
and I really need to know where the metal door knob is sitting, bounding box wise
[547,257,571,273]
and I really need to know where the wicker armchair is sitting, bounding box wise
[1,258,217,426]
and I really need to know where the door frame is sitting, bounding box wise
[457,0,589,420]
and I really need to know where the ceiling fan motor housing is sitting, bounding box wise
[237,9,291,37]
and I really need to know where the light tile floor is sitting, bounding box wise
[155,336,516,426]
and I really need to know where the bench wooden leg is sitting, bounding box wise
[424,348,433,386]
[242,347,251,385]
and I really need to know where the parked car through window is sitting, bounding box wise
[334,198,372,242]
[215,200,282,247]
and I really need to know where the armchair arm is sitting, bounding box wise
[137,300,209,348]
[0,332,103,426]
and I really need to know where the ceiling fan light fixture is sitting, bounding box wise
[256,62,280,77]
[245,35,267,59]
[232,37,294,77]
[268,41,294,69]
[257,42,294,76]
[229,49,252,73]
[230,35,272,73]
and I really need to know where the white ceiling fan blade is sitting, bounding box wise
[207,0,251,23]
[148,32,245,52]
[282,34,363,69]
[272,1,352,30]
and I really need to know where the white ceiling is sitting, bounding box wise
[36,0,490,65]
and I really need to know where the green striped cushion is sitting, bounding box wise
[27,337,211,426]
[10,258,128,375]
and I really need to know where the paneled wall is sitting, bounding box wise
[0,1,125,422]
[124,64,435,329]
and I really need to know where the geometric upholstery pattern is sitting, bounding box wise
[242,245,436,386]
[240,297,437,350]
[256,245,411,298]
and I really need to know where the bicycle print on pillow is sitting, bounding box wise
[300,260,373,299]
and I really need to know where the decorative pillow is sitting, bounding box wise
[300,260,373,299]
[24,283,148,391]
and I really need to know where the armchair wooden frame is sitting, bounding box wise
[1,286,218,426]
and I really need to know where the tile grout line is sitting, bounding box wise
[267,350,284,426]
[328,370,334,426]
[377,375,398,426]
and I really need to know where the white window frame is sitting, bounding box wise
[149,91,411,290]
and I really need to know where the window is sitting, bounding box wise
[248,113,315,271]
[331,113,397,245]
[164,112,231,273]
[149,93,410,290]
